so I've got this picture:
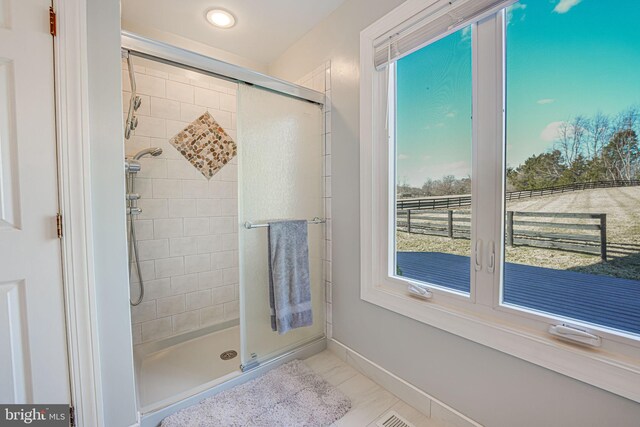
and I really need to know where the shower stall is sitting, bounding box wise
[121,33,328,422]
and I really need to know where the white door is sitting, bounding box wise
[0,0,70,403]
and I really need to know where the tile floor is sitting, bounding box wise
[304,350,441,426]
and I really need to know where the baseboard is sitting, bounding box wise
[328,338,482,427]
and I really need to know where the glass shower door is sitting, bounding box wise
[237,84,325,369]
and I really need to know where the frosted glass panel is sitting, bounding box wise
[238,84,324,366]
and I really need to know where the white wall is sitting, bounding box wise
[123,57,240,345]
[86,0,137,425]
[268,1,640,426]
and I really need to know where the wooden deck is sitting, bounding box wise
[396,252,640,335]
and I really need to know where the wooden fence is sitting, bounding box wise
[397,210,471,239]
[397,179,640,210]
[398,209,607,260]
[397,195,472,210]
[506,211,607,260]
[505,180,640,201]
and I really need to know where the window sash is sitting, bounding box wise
[388,29,476,300]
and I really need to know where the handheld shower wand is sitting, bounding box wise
[124,51,142,140]
[127,147,163,306]
[133,147,163,159]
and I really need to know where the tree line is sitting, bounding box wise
[397,175,471,198]
[507,107,640,191]
[397,106,640,197]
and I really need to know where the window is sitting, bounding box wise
[394,26,473,295]
[502,0,640,337]
[361,0,640,403]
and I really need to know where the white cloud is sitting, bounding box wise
[553,0,582,14]
[460,26,472,42]
[540,121,566,142]
[398,154,409,160]
[506,3,527,25]
[445,111,457,118]
[419,160,471,180]
[537,98,555,105]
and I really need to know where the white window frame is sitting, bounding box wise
[360,0,640,403]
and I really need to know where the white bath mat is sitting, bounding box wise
[161,359,351,427]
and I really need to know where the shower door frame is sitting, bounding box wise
[121,31,325,106]
[55,10,328,425]
[122,32,328,410]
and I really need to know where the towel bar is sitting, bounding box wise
[243,217,326,229]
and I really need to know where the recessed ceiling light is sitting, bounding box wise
[205,9,236,29]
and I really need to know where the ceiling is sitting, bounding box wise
[121,0,348,66]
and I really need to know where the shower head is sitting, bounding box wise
[133,147,163,160]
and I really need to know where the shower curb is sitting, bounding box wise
[139,336,327,427]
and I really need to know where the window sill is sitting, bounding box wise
[361,281,640,403]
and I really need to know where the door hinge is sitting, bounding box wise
[49,7,57,37]
[69,406,75,427]
[56,213,63,239]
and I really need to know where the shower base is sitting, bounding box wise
[135,324,241,412]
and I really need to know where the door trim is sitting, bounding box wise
[53,0,104,425]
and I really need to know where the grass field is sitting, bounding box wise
[396,187,640,280]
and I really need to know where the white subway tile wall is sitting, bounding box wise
[124,57,239,345]
[296,61,332,339]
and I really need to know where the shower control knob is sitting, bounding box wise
[127,207,142,215]
[126,193,140,200]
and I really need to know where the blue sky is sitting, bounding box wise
[396,0,640,186]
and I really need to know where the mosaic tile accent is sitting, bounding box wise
[169,111,237,179]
